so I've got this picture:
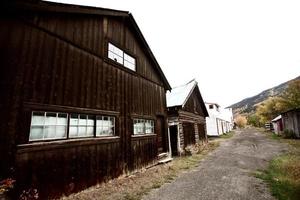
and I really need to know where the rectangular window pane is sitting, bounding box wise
[70,114,79,125]
[45,112,57,125]
[31,112,45,125]
[43,125,56,139]
[133,119,154,135]
[29,112,68,141]
[124,53,136,71]
[56,126,67,138]
[96,115,115,136]
[78,126,87,136]
[29,126,44,140]
[79,115,87,125]
[69,126,78,138]
[57,113,68,125]
[124,61,135,71]
[87,127,94,136]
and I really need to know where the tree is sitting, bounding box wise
[278,79,300,111]
[255,79,300,124]
[256,97,282,124]
[247,114,261,127]
[235,115,247,128]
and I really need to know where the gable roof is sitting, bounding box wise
[5,0,171,90]
[167,79,208,116]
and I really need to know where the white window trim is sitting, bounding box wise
[29,111,116,142]
[133,118,155,135]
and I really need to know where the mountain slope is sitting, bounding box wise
[229,75,300,115]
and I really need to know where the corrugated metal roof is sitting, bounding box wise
[166,79,197,107]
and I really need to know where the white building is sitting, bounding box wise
[205,102,233,136]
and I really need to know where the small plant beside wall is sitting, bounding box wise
[0,178,15,199]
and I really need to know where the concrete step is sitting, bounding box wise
[158,157,173,164]
[158,152,168,159]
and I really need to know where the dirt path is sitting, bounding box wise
[143,128,288,200]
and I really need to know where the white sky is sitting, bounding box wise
[46,0,300,107]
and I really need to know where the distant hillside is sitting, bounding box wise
[229,76,300,115]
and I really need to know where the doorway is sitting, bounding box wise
[169,125,178,156]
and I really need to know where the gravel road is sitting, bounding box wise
[143,128,288,200]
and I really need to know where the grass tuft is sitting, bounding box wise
[256,132,300,200]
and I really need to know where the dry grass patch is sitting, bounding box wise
[255,131,300,200]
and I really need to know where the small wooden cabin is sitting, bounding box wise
[281,108,300,138]
[166,80,208,156]
[271,115,283,135]
[0,0,171,198]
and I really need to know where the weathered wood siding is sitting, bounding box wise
[0,7,168,198]
[282,109,300,138]
[182,122,195,147]
[182,85,205,116]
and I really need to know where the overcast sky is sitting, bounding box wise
[47,0,300,107]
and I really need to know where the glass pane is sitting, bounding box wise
[102,126,109,135]
[70,114,79,125]
[96,127,102,136]
[56,114,68,126]
[79,115,87,126]
[56,126,67,138]
[43,126,56,139]
[87,127,94,136]
[29,126,44,140]
[124,61,135,71]
[57,113,68,125]
[69,126,78,138]
[78,126,87,137]
[87,116,94,126]
[124,53,135,64]
[45,112,56,125]
[107,127,113,135]
[31,114,45,126]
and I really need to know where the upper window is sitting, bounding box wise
[209,105,214,109]
[29,112,68,141]
[133,119,154,135]
[108,43,136,71]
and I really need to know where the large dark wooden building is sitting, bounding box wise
[166,80,208,156]
[0,0,171,198]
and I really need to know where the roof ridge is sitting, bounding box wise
[172,79,196,89]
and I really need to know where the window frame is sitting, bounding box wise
[108,42,136,71]
[133,118,155,135]
[28,110,117,142]
[96,115,115,137]
[29,111,68,141]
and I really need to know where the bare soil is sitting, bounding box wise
[59,141,219,200]
[143,128,289,200]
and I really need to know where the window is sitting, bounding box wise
[29,112,68,141]
[133,119,154,135]
[69,114,94,138]
[29,111,116,142]
[209,105,214,109]
[108,42,136,71]
[96,116,115,136]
